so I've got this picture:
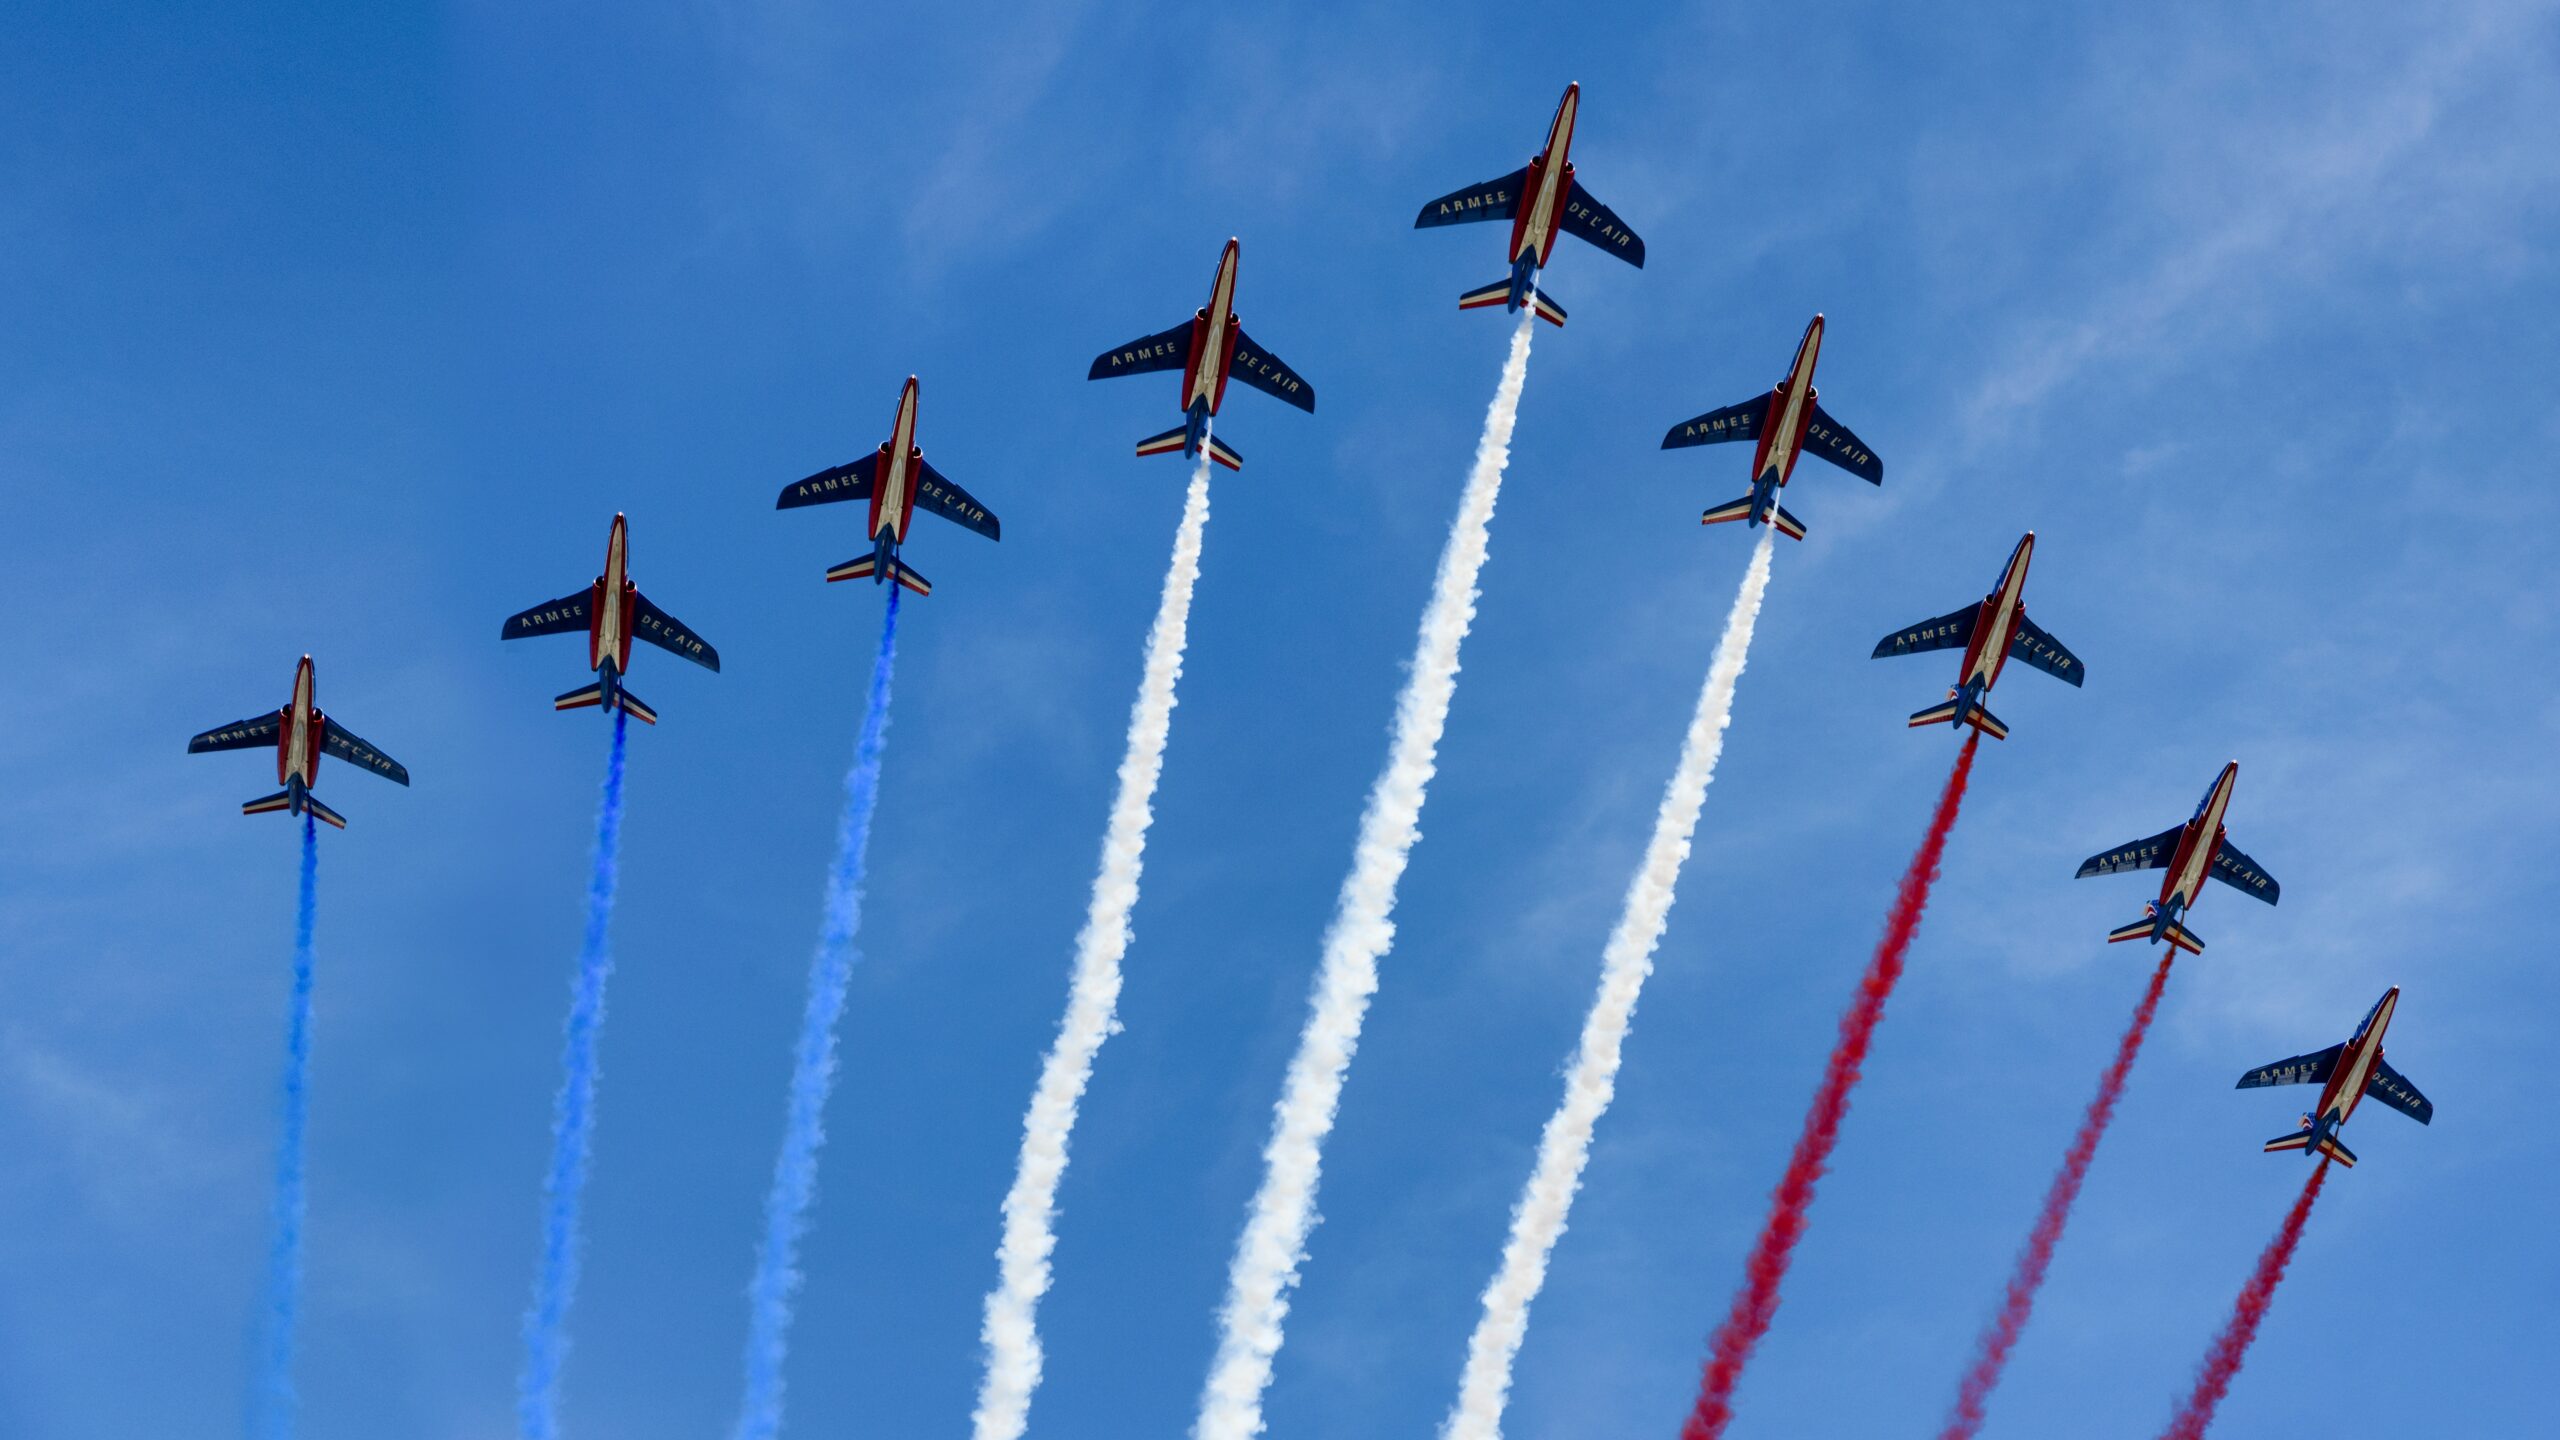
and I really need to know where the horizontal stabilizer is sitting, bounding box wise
[1134,425,1191,459]
[1907,699,1962,729]
[2263,1130,2311,1154]
[242,789,295,817]
[1700,496,1757,527]
[826,555,932,597]
[1529,290,1566,327]
[2107,915,2204,953]
[2316,1133,2358,1166]
[1771,504,1806,541]
[1207,433,1243,472]
[304,795,347,830]
[1458,278,1514,312]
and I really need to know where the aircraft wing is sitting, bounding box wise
[1804,402,1884,484]
[2365,1055,2434,1124]
[1560,179,1645,267]
[1871,605,1978,659]
[1087,322,1194,381]
[777,452,879,510]
[1662,394,1770,450]
[2236,1042,2344,1090]
[2010,612,2087,686]
[321,718,410,785]
[632,592,720,671]
[501,591,594,641]
[1414,168,1529,228]
[1229,328,1316,413]
[188,712,282,754]
[915,457,1002,541]
[2076,824,2188,878]
[2208,839,2281,904]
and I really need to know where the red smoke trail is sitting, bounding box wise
[1681,734,1981,1440]
[1937,954,2176,1440]
[2158,1161,2331,1440]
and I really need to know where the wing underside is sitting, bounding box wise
[1087,322,1194,381]
[2366,1055,2434,1123]
[2076,823,2188,878]
[1662,394,1769,450]
[1559,179,1645,267]
[2236,1042,2343,1090]
[632,592,720,671]
[321,718,410,785]
[188,712,282,754]
[1414,168,1529,228]
[2010,612,2086,686]
[1804,401,1883,484]
[777,452,879,510]
[501,590,594,640]
[2209,839,2281,904]
[1872,605,1979,659]
[1228,327,1315,413]
[915,457,1002,540]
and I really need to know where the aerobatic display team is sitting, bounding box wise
[175,84,2431,1440]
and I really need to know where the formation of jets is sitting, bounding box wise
[183,81,2431,1170]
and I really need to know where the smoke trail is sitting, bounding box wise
[518,707,631,1440]
[1683,733,1981,1440]
[731,586,902,1440]
[975,452,1214,1440]
[1442,528,1777,1440]
[247,814,319,1440]
[1938,953,2176,1440]
[1196,310,1535,1440]
[2158,1161,2330,1440]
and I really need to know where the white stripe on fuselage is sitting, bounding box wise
[1967,554,2032,686]
[1188,256,1238,410]
[2327,994,2395,1127]
[1763,334,1823,483]
[595,527,628,669]
[880,389,918,541]
[286,668,316,783]
[2167,779,2234,909]
[1517,93,1576,265]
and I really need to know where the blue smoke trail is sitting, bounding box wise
[518,707,631,1440]
[731,586,902,1440]
[247,814,319,1440]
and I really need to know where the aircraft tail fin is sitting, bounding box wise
[2264,1129,2357,1167]
[555,681,658,724]
[615,688,660,725]
[1458,278,1514,312]
[1700,496,1757,528]
[1910,695,2010,740]
[1529,289,1567,327]
[304,794,348,830]
[2108,914,2205,953]
[1135,424,1191,460]
[554,681,605,712]
[242,789,295,817]
[826,555,932,598]
[1206,433,1243,471]
[1771,503,1807,541]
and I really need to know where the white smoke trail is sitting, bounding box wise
[972,450,1215,1440]
[1195,310,1536,1440]
[1441,526,1776,1440]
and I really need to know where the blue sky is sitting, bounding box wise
[4,2,2557,1437]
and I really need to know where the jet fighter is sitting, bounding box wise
[778,376,999,597]
[1086,239,1313,472]
[2238,986,2432,1168]
[1413,82,1645,326]
[187,655,408,829]
[1661,315,1881,540]
[1871,531,2084,740]
[2075,761,2278,955]
[501,513,719,724]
